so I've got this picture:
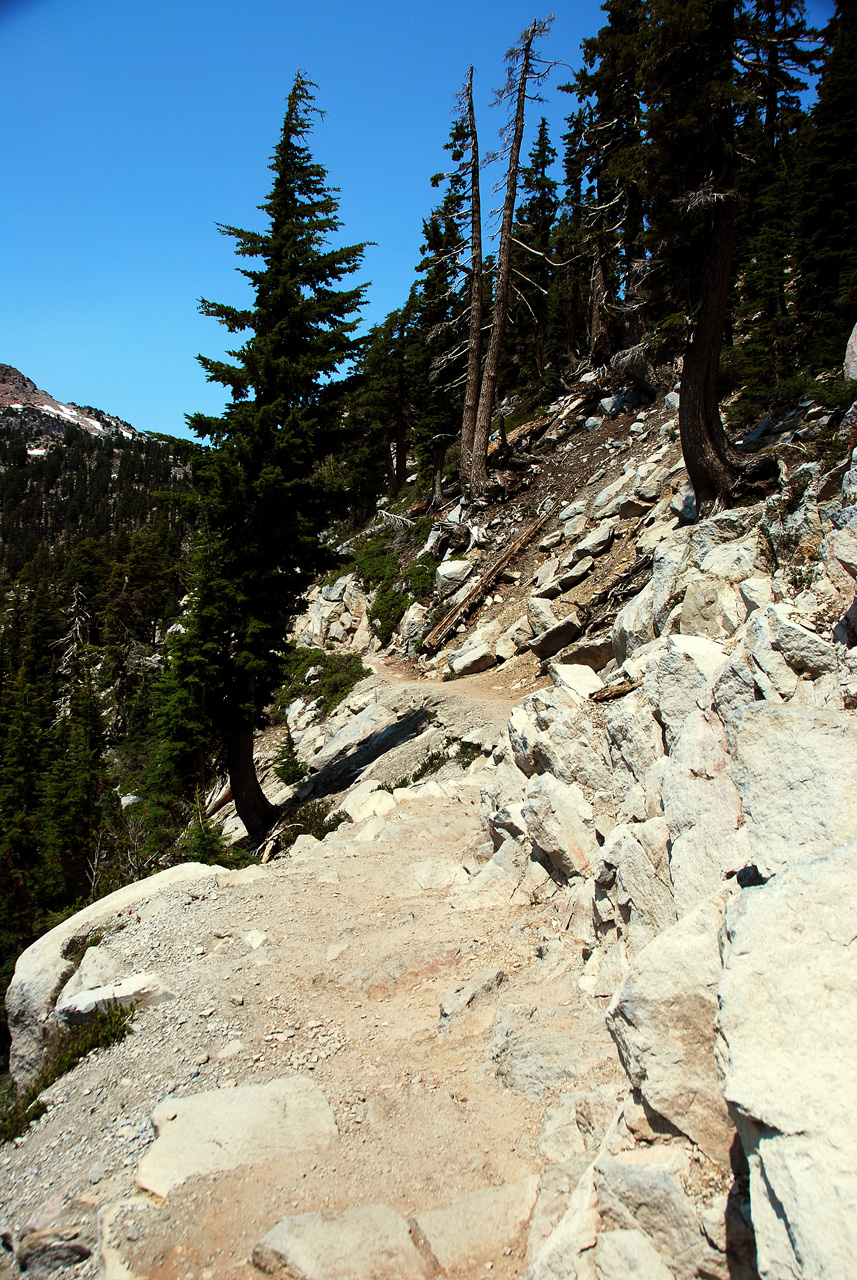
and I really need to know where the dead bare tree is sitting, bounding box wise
[469,17,555,496]
[458,65,484,487]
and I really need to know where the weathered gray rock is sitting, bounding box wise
[844,319,857,380]
[530,612,582,660]
[307,702,398,774]
[742,604,799,699]
[557,555,594,589]
[321,575,350,603]
[534,555,561,589]
[772,611,838,677]
[607,889,736,1165]
[710,650,757,720]
[698,535,760,582]
[607,823,676,957]
[538,1096,587,1163]
[567,521,615,563]
[717,840,857,1280]
[414,1176,539,1272]
[55,972,175,1026]
[670,482,696,522]
[558,499,587,523]
[495,614,534,660]
[612,581,656,664]
[439,965,506,1018]
[137,1076,338,1198]
[642,634,726,747]
[5,862,222,1089]
[726,702,857,877]
[555,631,614,672]
[605,690,665,789]
[548,663,603,699]
[561,512,588,541]
[448,641,497,676]
[661,711,748,917]
[435,558,473,599]
[596,1229,673,1280]
[679,577,746,639]
[526,1164,600,1280]
[829,526,857,579]
[594,1146,721,1280]
[398,601,428,652]
[253,1203,433,1280]
[738,575,774,614]
[527,596,558,635]
[523,774,598,878]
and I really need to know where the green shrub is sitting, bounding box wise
[176,789,229,864]
[280,798,342,851]
[273,648,369,720]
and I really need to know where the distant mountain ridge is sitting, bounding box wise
[0,363,142,441]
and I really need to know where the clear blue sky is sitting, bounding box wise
[0,0,835,439]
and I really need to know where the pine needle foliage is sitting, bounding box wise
[160,72,367,834]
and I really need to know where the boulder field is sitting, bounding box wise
[3,396,857,1280]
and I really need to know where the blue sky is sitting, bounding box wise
[0,0,836,439]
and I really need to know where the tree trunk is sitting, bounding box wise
[431,439,448,506]
[395,425,408,491]
[588,238,612,364]
[227,729,278,837]
[679,198,774,516]
[459,67,483,487]
[470,27,537,495]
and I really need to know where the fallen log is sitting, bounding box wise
[421,499,561,653]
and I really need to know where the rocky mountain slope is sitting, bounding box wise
[2,377,857,1280]
[0,366,141,443]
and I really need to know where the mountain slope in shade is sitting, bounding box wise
[0,363,142,440]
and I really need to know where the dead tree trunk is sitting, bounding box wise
[459,67,483,487]
[469,21,545,496]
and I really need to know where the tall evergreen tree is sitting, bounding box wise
[641,0,775,514]
[166,73,366,836]
[506,118,559,384]
[796,0,857,370]
[728,0,818,411]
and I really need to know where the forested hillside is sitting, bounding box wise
[0,400,202,1056]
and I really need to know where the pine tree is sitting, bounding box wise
[796,1,857,370]
[569,0,646,361]
[506,118,559,385]
[170,72,366,836]
[641,0,775,514]
[728,0,818,415]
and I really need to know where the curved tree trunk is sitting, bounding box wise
[227,729,278,838]
[679,199,774,517]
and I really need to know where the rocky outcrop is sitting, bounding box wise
[717,839,857,1280]
[6,862,221,1090]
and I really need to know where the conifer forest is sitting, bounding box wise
[0,0,855,1067]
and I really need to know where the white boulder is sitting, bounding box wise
[717,840,857,1280]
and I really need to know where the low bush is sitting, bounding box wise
[273,648,369,720]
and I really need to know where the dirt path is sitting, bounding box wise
[0,727,621,1280]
